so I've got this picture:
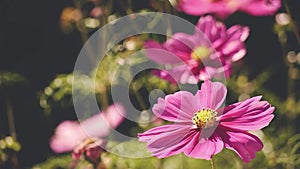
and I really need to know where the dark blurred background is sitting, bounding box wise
[0,0,82,167]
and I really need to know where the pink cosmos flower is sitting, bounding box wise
[50,103,126,155]
[138,80,274,162]
[177,0,281,18]
[145,15,249,84]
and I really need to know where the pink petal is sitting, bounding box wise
[196,80,227,110]
[146,125,191,148]
[177,0,214,16]
[151,69,178,84]
[177,0,280,17]
[185,132,224,160]
[221,26,249,49]
[226,26,250,42]
[102,103,126,129]
[143,127,225,159]
[80,103,126,138]
[177,0,233,18]
[196,15,215,40]
[198,68,212,81]
[231,49,246,62]
[148,47,202,85]
[216,25,249,61]
[50,104,125,153]
[139,125,197,158]
[204,63,231,81]
[221,40,242,56]
[217,128,263,163]
[163,32,195,61]
[219,97,275,131]
[152,64,199,84]
[219,96,261,115]
[189,30,212,48]
[152,91,199,122]
[144,40,183,64]
[50,121,85,153]
[196,15,226,42]
[220,42,246,62]
[145,33,197,65]
[138,124,185,142]
[152,129,198,158]
[240,0,281,16]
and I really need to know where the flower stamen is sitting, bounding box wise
[191,46,211,61]
[192,108,217,128]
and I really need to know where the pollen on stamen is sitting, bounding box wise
[192,108,217,128]
[191,46,211,61]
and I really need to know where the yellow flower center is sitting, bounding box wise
[191,46,211,61]
[192,109,217,128]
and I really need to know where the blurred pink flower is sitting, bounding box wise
[138,80,274,162]
[145,15,249,84]
[72,138,105,162]
[90,7,104,18]
[50,103,126,154]
[177,0,281,18]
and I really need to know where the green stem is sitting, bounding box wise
[165,1,172,40]
[6,97,18,168]
[288,64,296,99]
[100,86,109,110]
[284,0,300,48]
[211,156,216,169]
[180,153,185,169]
[6,97,17,139]
[127,0,133,14]
[134,90,147,110]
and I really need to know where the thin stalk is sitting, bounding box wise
[287,64,295,99]
[6,97,16,139]
[180,153,185,169]
[127,0,133,14]
[100,87,109,110]
[284,1,300,48]
[74,0,99,66]
[134,90,147,110]
[6,97,18,168]
[211,156,216,169]
[165,1,172,40]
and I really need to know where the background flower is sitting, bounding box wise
[72,138,105,162]
[50,103,126,153]
[177,0,281,18]
[145,15,249,84]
